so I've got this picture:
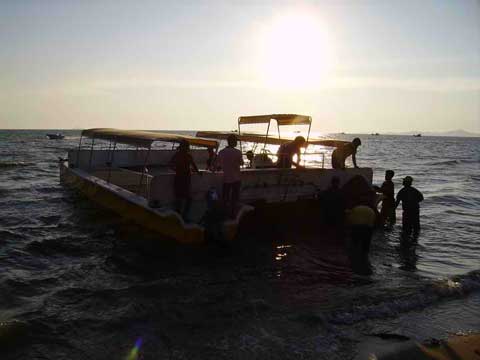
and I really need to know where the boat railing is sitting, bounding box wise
[91,167,153,198]
[245,151,328,169]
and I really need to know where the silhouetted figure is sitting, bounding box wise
[374,170,396,226]
[331,137,361,169]
[347,204,376,275]
[169,140,201,220]
[395,176,424,238]
[319,176,346,227]
[202,187,226,245]
[216,134,244,218]
[341,174,376,210]
[245,150,254,168]
[277,136,306,169]
[206,146,217,171]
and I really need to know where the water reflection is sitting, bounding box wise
[275,244,292,261]
[397,240,419,271]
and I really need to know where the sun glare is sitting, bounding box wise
[258,11,333,89]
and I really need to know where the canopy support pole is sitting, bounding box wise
[263,120,271,151]
[76,135,83,168]
[238,120,243,157]
[302,122,312,166]
[138,146,151,197]
[88,138,95,170]
[107,141,117,183]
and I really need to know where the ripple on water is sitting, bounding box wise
[0,131,479,359]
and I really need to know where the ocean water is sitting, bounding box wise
[1,130,479,359]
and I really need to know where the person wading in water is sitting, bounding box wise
[395,176,424,239]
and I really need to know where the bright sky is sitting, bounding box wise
[1,0,479,133]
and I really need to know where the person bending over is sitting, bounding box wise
[277,136,306,169]
[331,137,361,169]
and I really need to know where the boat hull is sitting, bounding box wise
[60,162,207,244]
[60,161,375,245]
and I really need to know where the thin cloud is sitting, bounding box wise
[325,76,480,92]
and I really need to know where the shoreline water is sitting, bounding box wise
[1,130,479,359]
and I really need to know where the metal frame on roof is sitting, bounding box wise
[81,128,219,148]
[196,131,349,148]
[77,128,218,197]
[238,114,312,126]
[236,114,313,162]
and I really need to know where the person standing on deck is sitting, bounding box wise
[216,134,244,218]
[276,136,306,169]
[374,170,396,226]
[395,176,424,238]
[331,138,361,169]
[169,140,201,220]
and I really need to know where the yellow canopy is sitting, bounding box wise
[196,131,349,148]
[82,128,219,148]
[238,114,312,126]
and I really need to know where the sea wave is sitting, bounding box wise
[25,237,93,257]
[426,159,461,166]
[425,194,479,208]
[426,159,478,166]
[0,161,31,169]
[328,270,480,325]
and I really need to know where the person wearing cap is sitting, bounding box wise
[169,140,201,220]
[215,134,244,218]
[276,136,306,169]
[395,176,424,238]
[331,137,361,170]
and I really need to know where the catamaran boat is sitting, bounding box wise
[197,114,373,211]
[59,114,375,245]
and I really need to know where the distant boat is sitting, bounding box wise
[413,134,422,137]
[46,133,65,140]
[371,133,380,136]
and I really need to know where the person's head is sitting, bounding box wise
[385,170,395,180]
[403,176,413,187]
[178,140,189,152]
[246,150,254,161]
[331,176,340,189]
[227,134,238,147]
[352,137,361,148]
[294,136,306,149]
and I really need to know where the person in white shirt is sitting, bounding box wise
[215,134,244,218]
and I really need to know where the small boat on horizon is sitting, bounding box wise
[413,133,422,137]
[46,133,65,140]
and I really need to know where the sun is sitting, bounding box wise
[258,11,333,89]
